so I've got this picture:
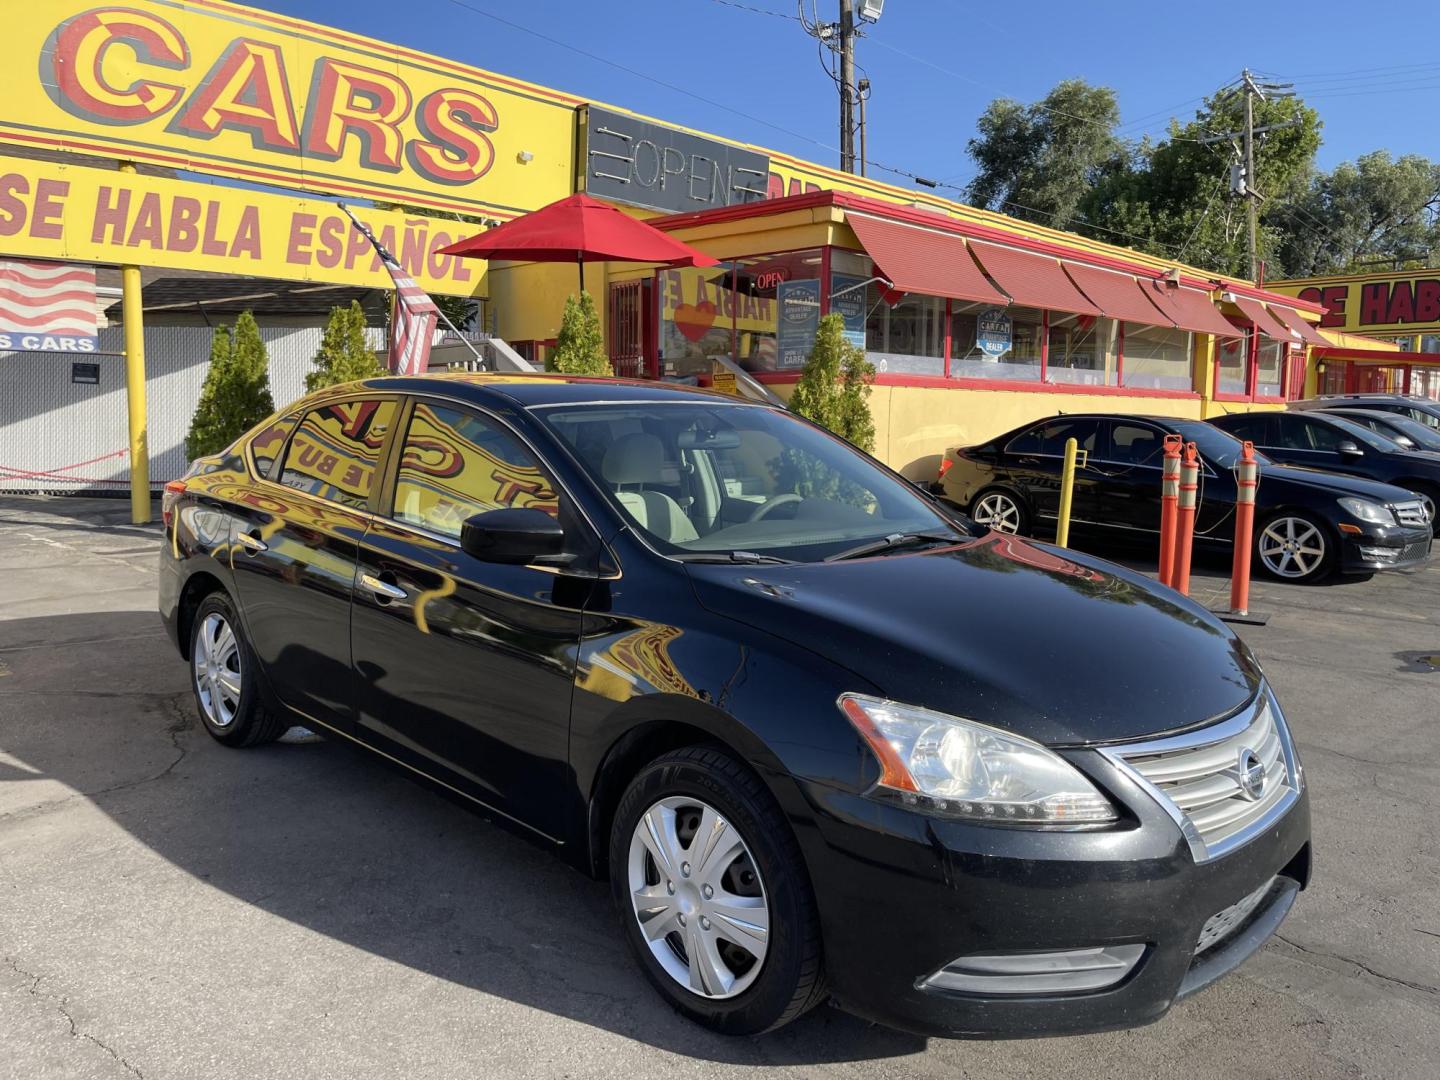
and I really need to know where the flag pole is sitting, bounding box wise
[337,202,491,371]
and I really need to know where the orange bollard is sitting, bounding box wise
[1158,434,1183,586]
[1229,441,1259,615]
[1171,441,1200,596]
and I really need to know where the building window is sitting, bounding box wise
[659,264,739,379]
[867,287,945,376]
[1121,323,1193,391]
[1048,313,1118,386]
[1256,337,1285,397]
[949,303,1042,381]
[1217,335,1248,395]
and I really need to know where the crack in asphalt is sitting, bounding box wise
[1273,933,1440,999]
[0,695,192,826]
[4,956,145,1078]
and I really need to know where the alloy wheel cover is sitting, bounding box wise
[1258,517,1326,579]
[627,796,770,1000]
[194,612,242,727]
[973,492,1021,533]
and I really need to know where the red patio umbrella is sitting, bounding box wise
[438,193,718,290]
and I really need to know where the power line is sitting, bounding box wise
[706,0,798,20]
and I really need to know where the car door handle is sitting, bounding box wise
[359,572,407,602]
[236,531,267,554]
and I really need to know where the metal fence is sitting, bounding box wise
[0,324,383,493]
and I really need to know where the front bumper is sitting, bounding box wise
[795,751,1311,1038]
[1339,523,1431,574]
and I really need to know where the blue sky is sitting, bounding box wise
[267,0,1438,197]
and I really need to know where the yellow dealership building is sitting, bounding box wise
[0,0,1331,491]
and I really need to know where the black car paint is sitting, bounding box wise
[160,375,1310,1038]
[940,413,1432,574]
[1210,410,1440,506]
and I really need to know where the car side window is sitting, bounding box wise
[393,401,559,539]
[1007,419,1100,456]
[1301,419,1345,451]
[250,412,299,481]
[1401,407,1440,430]
[1107,422,1163,466]
[1219,415,1270,445]
[279,399,396,508]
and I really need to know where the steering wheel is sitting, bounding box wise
[747,493,803,523]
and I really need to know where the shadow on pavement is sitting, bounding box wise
[0,609,925,1067]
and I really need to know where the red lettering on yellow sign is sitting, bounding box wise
[302,58,410,173]
[169,39,301,151]
[42,8,190,125]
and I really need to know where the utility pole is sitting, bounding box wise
[1243,75,1258,283]
[1197,70,1299,283]
[838,0,856,173]
[857,77,870,176]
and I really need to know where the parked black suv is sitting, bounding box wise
[161,375,1310,1038]
[1210,409,1440,525]
[938,414,1431,582]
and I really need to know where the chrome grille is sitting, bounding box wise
[1102,692,1301,863]
[1393,500,1430,528]
[1196,877,1275,954]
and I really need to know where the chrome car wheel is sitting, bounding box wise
[1258,516,1326,580]
[628,796,770,1000]
[972,491,1022,533]
[194,611,242,727]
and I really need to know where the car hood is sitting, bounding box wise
[1261,462,1425,502]
[686,533,1261,746]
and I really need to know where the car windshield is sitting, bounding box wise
[1169,421,1271,469]
[1321,414,1408,451]
[537,402,959,562]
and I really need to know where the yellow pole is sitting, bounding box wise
[119,162,149,524]
[1056,436,1078,548]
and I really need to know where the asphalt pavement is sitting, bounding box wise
[1,495,1436,1079]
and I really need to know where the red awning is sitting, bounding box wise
[1139,281,1243,338]
[1230,294,1299,343]
[1268,303,1330,347]
[846,214,1008,305]
[1062,263,1175,326]
[967,240,1101,316]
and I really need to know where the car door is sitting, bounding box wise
[349,396,598,841]
[1273,414,1374,479]
[1087,420,1167,532]
[1004,418,1104,525]
[228,396,399,732]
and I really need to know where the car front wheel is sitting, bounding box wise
[609,746,824,1034]
[189,592,288,747]
[1255,512,1333,583]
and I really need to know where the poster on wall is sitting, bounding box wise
[0,260,98,353]
[977,308,1013,360]
[830,273,869,350]
[777,279,820,369]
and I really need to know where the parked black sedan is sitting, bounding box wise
[1291,393,1440,431]
[1209,409,1440,525]
[1317,407,1440,454]
[938,413,1431,582]
[162,375,1310,1039]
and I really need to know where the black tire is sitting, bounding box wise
[609,746,824,1035]
[968,486,1029,535]
[188,592,288,748]
[1253,510,1335,584]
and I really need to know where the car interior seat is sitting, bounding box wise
[601,432,699,543]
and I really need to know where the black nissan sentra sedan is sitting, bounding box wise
[161,375,1310,1038]
[938,413,1432,582]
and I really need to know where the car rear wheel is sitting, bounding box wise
[969,488,1028,534]
[1255,512,1333,583]
[609,746,824,1034]
[189,592,288,748]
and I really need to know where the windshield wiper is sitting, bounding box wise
[674,550,795,565]
[823,531,959,562]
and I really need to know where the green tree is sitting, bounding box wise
[549,290,612,375]
[966,80,1124,229]
[789,314,875,448]
[306,300,384,392]
[184,311,275,460]
[1274,152,1440,276]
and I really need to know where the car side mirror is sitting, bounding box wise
[1337,440,1363,456]
[460,507,566,564]
[1394,435,1417,450]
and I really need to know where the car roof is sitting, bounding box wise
[321,372,765,410]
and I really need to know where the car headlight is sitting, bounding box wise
[838,694,1117,827]
[1337,496,1393,525]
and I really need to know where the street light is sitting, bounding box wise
[858,0,884,22]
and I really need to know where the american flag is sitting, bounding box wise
[0,260,98,349]
[338,205,440,375]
